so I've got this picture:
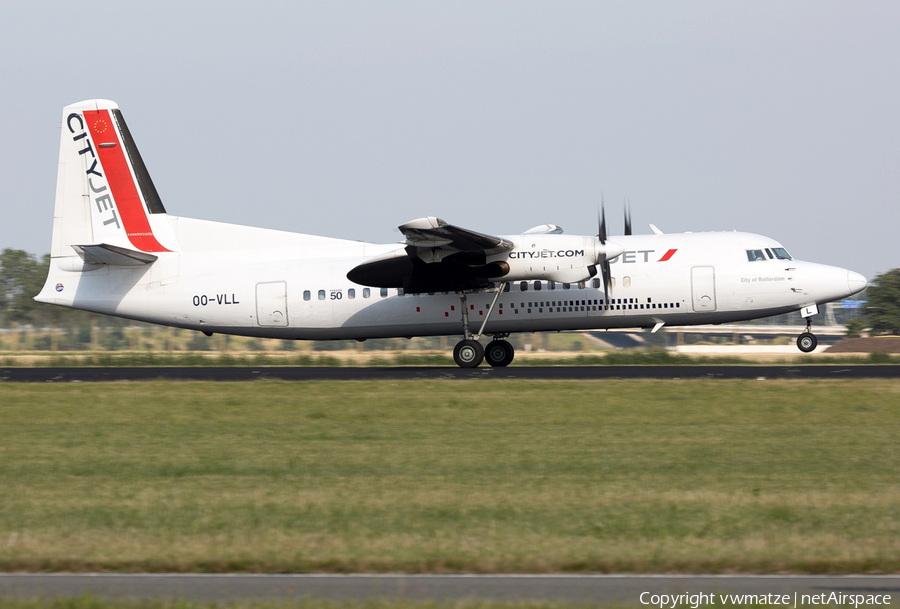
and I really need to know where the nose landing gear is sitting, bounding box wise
[797,332,818,353]
[796,317,818,353]
[451,283,515,368]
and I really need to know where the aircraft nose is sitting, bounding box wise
[848,270,867,296]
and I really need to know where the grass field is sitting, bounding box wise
[0,379,899,573]
[0,598,600,609]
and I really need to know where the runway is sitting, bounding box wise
[1,365,899,382]
[0,574,898,603]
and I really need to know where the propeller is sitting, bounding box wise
[598,203,607,244]
[591,194,627,306]
[596,196,614,305]
[624,197,632,236]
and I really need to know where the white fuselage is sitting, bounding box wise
[37,216,863,341]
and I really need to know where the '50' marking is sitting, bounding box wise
[193,294,240,306]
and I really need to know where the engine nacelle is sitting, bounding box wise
[491,234,612,284]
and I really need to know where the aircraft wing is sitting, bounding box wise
[399,217,513,262]
[347,217,513,293]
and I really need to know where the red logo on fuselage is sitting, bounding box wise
[658,249,677,262]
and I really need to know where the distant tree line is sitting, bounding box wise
[865,268,900,335]
[0,248,138,350]
[0,249,50,328]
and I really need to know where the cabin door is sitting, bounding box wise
[256,281,289,326]
[691,266,717,312]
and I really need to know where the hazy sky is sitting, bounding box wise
[1,1,897,281]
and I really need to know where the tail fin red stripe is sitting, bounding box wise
[83,109,170,253]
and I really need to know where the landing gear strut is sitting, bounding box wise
[797,317,818,353]
[451,283,514,368]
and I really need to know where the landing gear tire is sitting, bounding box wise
[797,332,818,353]
[485,340,515,368]
[453,339,484,368]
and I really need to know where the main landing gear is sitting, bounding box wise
[453,339,484,367]
[451,283,515,368]
[796,317,818,353]
[484,339,515,367]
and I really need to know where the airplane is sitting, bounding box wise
[35,99,868,367]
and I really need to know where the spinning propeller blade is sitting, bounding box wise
[598,196,611,303]
[624,197,632,236]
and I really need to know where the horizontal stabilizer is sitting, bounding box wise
[71,243,159,266]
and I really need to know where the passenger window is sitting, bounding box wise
[380,288,388,298]
[398,288,405,296]
[772,247,792,260]
[578,281,585,289]
[548,281,556,290]
[303,290,311,301]
[592,278,600,289]
[318,290,326,300]
[503,283,511,292]
[348,288,355,299]
[563,283,570,290]
[746,249,765,262]
[534,281,542,291]
[610,277,616,288]
[520,281,528,292]
[363,288,371,298]
[623,277,631,288]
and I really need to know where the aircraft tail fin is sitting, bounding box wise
[49,99,178,258]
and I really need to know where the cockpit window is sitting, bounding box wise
[746,249,766,262]
[771,247,792,260]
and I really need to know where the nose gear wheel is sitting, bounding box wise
[797,332,818,353]
[796,316,818,353]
